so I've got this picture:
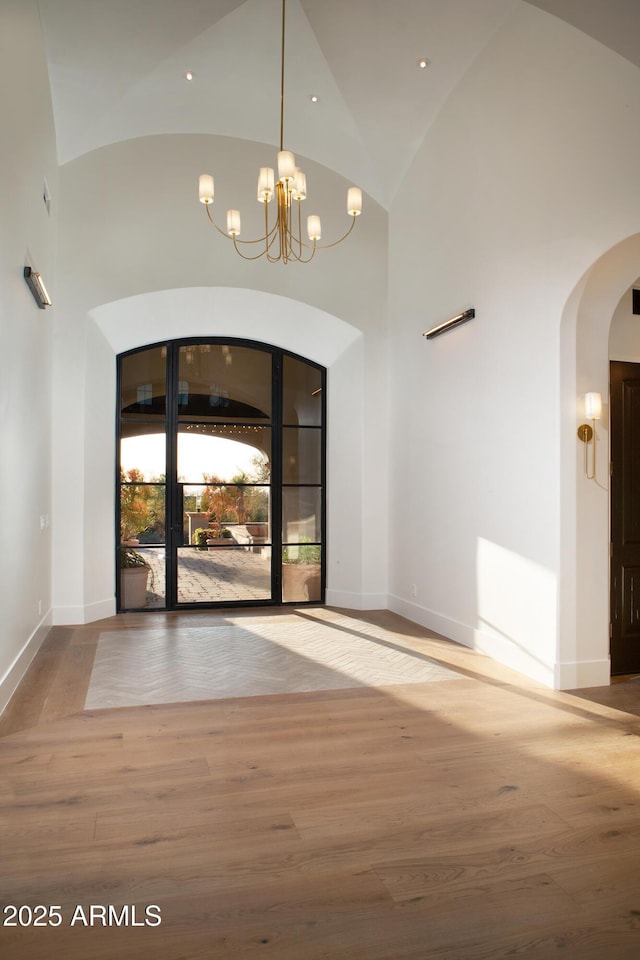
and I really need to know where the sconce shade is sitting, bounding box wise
[585,392,602,420]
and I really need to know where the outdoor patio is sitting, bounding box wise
[137,541,272,606]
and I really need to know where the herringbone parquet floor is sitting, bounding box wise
[86,609,462,709]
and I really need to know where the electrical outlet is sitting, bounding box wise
[411,583,417,598]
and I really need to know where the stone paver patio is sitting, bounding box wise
[136,541,272,606]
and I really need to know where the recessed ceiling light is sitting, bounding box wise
[185,71,195,81]
[417,58,430,69]
[309,94,319,103]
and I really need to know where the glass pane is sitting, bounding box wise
[283,355,322,425]
[177,546,271,603]
[178,426,271,483]
[282,547,322,602]
[120,484,165,544]
[178,344,271,423]
[120,347,166,418]
[282,488,321,543]
[283,427,321,484]
[184,484,271,548]
[119,546,166,610]
[120,425,166,482]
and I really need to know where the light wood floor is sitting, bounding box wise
[2,608,640,959]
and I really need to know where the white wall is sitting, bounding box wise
[51,137,388,622]
[0,1,58,711]
[388,3,640,687]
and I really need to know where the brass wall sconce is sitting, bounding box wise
[23,265,52,309]
[423,308,475,340]
[577,391,602,479]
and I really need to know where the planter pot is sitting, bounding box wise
[207,538,233,549]
[282,563,321,602]
[246,523,268,539]
[246,523,268,553]
[120,565,150,608]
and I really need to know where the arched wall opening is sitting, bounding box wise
[559,233,640,688]
[51,286,388,624]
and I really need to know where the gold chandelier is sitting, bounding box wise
[198,0,362,264]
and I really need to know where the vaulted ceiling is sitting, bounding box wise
[38,0,640,208]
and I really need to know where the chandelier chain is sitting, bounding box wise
[280,0,286,153]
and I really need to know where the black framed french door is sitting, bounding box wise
[116,339,325,611]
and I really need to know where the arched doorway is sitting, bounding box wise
[560,233,640,688]
[117,338,325,610]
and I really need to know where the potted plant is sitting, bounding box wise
[192,527,209,550]
[120,547,150,608]
[206,523,234,548]
[282,538,321,601]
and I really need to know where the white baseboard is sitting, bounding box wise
[387,594,476,647]
[0,615,51,717]
[325,589,387,610]
[53,597,116,625]
[83,598,116,622]
[386,594,593,690]
[555,659,610,690]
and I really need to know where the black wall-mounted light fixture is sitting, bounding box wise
[423,307,475,340]
[24,265,52,309]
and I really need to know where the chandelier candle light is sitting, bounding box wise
[198,0,362,264]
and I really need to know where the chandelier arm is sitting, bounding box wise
[266,203,285,262]
[264,199,271,258]
[205,203,233,238]
[293,244,317,264]
[231,236,270,261]
[266,232,284,262]
[260,202,284,256]
[278,193,302,260]
[266,237,282,263]
[277,237,317,264]
[295,197,304,258]
[307,214,358,250]
[206,202,281,246]
[236,218,281,245]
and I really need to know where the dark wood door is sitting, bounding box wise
[610,360,640,674]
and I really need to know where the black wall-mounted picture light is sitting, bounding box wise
[24,265,52,309]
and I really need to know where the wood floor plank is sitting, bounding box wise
[3,609,640,959]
